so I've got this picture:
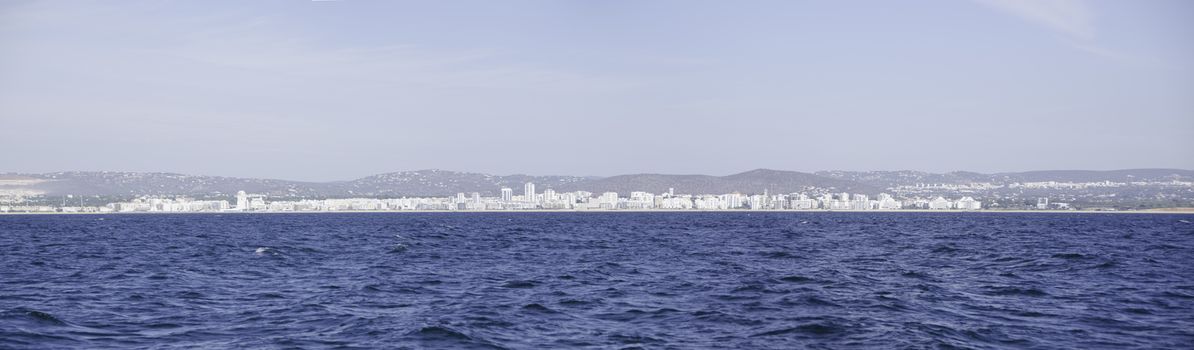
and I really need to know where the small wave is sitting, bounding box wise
[361,283,388,293]
[251,292,285,299]
[983,286,1049,297]
[558,298,602,307]
[802,296,841,307]
[1011,310,1054,318]
[901,270,931,279]
[608,333,665,345]
[2,308,69,326]
[690,310,764,326]
[761,251,798,259]
[521,303,559,314]
[1145,244,1183,251]
[501,280,536,289]
[412,326,471,340]
[177,291,205,299]
[1051,253,1091,260]
[931,245,958,253]
[595,308,681,322]
[778,275,816,284]
[779,295,841,308]
[733,284,778,293]
[1161,291,1194,299]
[407,326,506,349]
[464,316,515,329]
[752,322,843,337]
[1123,307,1153,315]
[23,310,67,326]
[144,322,183,329]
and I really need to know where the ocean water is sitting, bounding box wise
[1,212,1193,349]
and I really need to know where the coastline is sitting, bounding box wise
[3,208,1193,215]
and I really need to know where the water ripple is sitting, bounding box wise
[2,212,1193,348]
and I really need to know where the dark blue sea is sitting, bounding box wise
[2,212,1193,349]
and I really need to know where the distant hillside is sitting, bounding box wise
[5,171,331,197]
[991,169,1194,183]
[814,170,994,188]
[817,169,1194,187]
[3,168,1191,199]
[344,170,593,197]
[0,170,594,198]
[553,169,879,194]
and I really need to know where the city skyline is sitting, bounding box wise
[5,167,1191,213]
[2,0,1193,181]
[88,182,988,213]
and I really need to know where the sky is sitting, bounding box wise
[1,0,1191,181]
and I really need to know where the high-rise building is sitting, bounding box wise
[524,183,536,203]
[236,190,248,211]
[500,188,513,202]
[599,192,619,209]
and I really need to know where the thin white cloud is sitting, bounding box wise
[1,1,638,94]
[974,0,1161,66]
[975,0,1096,40]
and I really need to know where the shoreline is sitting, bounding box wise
[3,209,1193,215]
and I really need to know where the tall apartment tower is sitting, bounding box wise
[500,187,513,202]
[524,183,536,203]
[236,190,248,211]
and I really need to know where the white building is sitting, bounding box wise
[694,195,723,209]
[955,197,982,210]
[660,196,693,209]
[876,193,902,210]
[524,183,536,204]
[929,197,953,210]
[627,191,654,209]
[850,194,869,210]
[790,193,818,209]
[599,192,619,209]
[236,190,248,210]
[749,194,766,210]
[721,193,744,209]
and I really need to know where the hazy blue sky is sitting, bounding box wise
[2,0,1191,180]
